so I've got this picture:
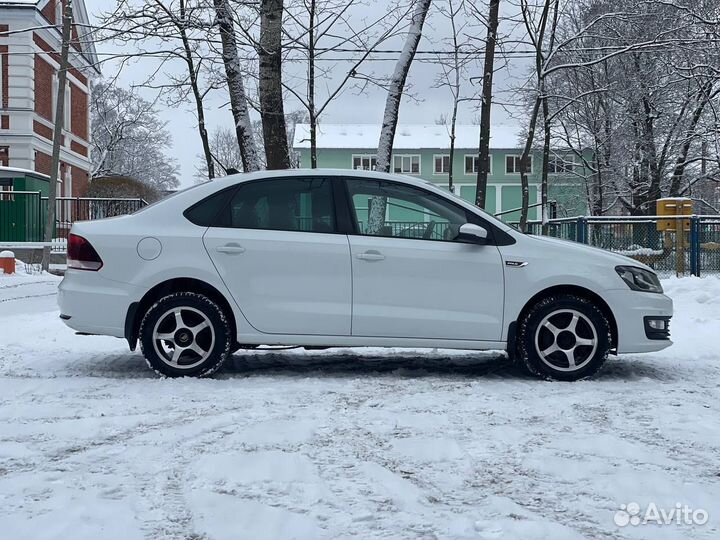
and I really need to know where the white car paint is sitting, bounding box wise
[58,169,672,359]
[203,228,352,336]
[348,234,504,340]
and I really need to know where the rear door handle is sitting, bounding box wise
[356,250,385,261]
[216,244,246,254]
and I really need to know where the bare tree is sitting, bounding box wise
[282,0,409,168]
[432,0,476,192]
[474,0,500,208]
[367,0,432,233]
[546,0,720,217]
[43,0,72,272]
[91,81,180,190]
[195,126,244,181]
[213,0,261,172]
[516,0,559,232]
[98,0,218,179]
[259,0,291,169]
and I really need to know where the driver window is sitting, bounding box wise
[346,179,468,241]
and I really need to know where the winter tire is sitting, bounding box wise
[517,294,611,381]
[139,292,232,377]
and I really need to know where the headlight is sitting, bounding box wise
[615,265,663,293]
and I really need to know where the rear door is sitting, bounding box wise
[202,177,352,336]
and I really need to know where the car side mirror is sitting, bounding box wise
[457,223,488,244]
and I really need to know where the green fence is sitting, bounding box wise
[0,192,147,244]
[0,191,45,242]
[525,215,720,276]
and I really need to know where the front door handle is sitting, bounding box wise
[356,250,385,261]
[216,243,246,254]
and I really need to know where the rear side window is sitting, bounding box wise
[184,187,236,226]
[216,178,337,233]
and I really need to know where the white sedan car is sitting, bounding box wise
[58,169,672,381]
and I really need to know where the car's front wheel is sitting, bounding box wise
[517,294,612,381]
[139,292,232,377]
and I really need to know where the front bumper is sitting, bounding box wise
[58,270,141,338]
[603,289,673,354]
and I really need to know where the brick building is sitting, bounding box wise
[0,0,98,196]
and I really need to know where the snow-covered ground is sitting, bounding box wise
[0,268,718,540]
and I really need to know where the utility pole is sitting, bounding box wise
[42,0,72,272]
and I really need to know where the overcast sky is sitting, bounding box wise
[88,0,526,187]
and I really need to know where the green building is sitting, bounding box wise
[292,124,588,222]
[0,167,50,242]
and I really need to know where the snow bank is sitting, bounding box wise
[0,259,61,281]
[614,245,665,257]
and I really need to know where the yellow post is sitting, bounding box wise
[657,198,693,276]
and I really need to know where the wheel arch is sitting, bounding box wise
[507,284,618,355]
[124,277,237,351]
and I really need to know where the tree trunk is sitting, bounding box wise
[259,0,291,170]
[447,0,461,193]
[179,0,214,180]
[540,93,551,234]
[519,96,541,232]
[539,0,558,234]
[641,95,662,210]
[214,0,261,172]
[669,82,713,196]
[475,0,499,209]
[368,0,432,233]
[448,113,456,193]
[308,0,317,168]
[42,0,72,272]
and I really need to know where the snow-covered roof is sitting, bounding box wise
[292,124,523,150]
[0,166,50,180]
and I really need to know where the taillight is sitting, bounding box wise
[67,233,103,271]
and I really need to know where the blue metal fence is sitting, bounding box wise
[525,215,720,276]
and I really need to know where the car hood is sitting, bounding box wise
[526,234,655,272]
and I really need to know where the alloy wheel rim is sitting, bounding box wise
[152,306,215,369]
[534,309,598,372]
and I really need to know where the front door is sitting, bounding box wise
[345,178,504,341]
[203,177,352,336]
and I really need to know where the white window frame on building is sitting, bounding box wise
[0,52,4,106]
[51,75,72,131]
[64,166,72,196]
[464,154,492,175]
[56,165,63,197]
[393,154,421,175]
[505,154,533,175]
[55,0,63,24]
[51,73,59,119]
[549,154,576,174]
[64,82,72,131]
[433,154,450,175]
[352,154,377,171]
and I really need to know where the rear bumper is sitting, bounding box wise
[58,270,142,338]
[603,289,673,353]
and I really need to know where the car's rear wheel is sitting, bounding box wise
[517,294,611,381]
[139,292,232,377]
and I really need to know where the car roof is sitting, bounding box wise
[214,168,434,189]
